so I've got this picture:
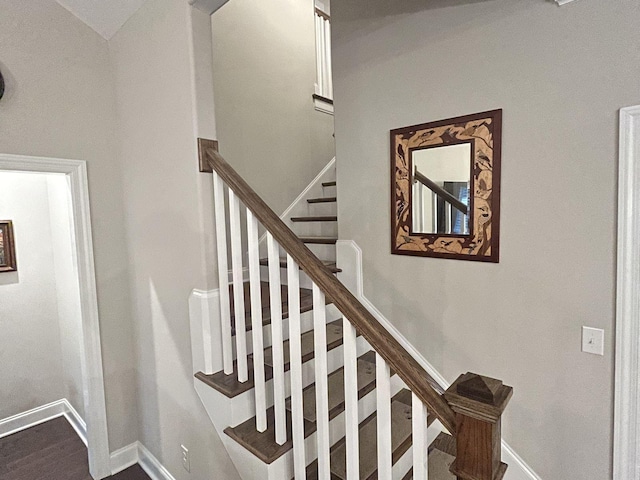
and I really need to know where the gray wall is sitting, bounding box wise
[109,0,240,478]
[0,0,138,451]
[332,1,640,478]
[211,0,335,214]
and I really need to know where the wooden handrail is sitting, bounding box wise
[414,169,468,215]
[204,147,457,434]
[315,7,330,21]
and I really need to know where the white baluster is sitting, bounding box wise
[319,17,327,98]
[376,353,392,480]
[324,18,333,99]
[313,284,331,479]
[343,317,360,480]
[247,210,266,432]
[432,192,438,233]
[267,233,287,445]
[287,255,306,479]
[315,14,323,95]
[229,190,248,382]
[212,172,233,375]
[412,392,429,480]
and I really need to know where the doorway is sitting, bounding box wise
[0,154,110,479]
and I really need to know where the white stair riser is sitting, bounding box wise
[268,374,406,476]
[237,305,342,355]
[218,335,372,427]
[287,221,338,239]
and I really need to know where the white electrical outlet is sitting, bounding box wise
[181,445,190,472]
[582,327,604,356]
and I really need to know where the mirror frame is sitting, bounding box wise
[390,109,502,262]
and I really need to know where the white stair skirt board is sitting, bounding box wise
[614,105,640,480]
[336,240,543,480]
[0,399,86,445]
[258,157,336,248]
[110,442,177,480]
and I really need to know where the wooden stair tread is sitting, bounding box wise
[322,181,337,187]
[285,351,377,423]
[195,320,347,399]
[259,257,341,273]
[401,432,457,480]
[290,216,338,222]
[329,391,414,480]
[299,236,338,245]
[303,389,430,480]
[224,350,376,464]
[229,281,322,334]
[307,197,337,204]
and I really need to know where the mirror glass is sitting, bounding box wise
[411,142,471,235]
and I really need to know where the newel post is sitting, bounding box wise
[444,372,513,480]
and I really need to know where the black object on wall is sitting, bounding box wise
[0,69,4,100]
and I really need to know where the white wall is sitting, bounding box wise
[0,172,84,420]
[0,172,65,419]
[332,1,640,479]
[109,1,239,478]
[48,175,86,419]
[211,0,336,214]
[0,0,138,451]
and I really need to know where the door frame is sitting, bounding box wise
[0,153,110,479]
[614,105,640,480]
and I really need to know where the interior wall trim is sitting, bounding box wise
[0,399,83,440]
[110,442,177,480]
[614,105,640,480]
[0,154,110,479]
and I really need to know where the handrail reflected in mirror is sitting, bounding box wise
[413,169,468,215]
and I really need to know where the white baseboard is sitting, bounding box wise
[336,240,542,480]
[0,399,86,445]
[63,400,88,446]
[110,443,140,475]
[138,443,177,480]
[110,442,177,480]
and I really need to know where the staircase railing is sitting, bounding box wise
[199,139,512,480]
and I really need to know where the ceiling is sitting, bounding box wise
[56,0,148,40]
[57,0,577,40]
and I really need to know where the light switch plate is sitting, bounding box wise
[582,327,604,356]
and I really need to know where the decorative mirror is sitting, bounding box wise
[391,109,502,262]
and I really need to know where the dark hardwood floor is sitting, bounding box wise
[0,417,150,480]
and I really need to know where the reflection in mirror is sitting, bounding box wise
[411,142,471,235]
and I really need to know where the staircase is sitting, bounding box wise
[191,140,513,480]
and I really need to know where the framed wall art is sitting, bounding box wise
[391,109,502,262]
[0,220,17,272]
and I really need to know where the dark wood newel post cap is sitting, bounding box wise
[444,372,513,423]
[444,373,513,480]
